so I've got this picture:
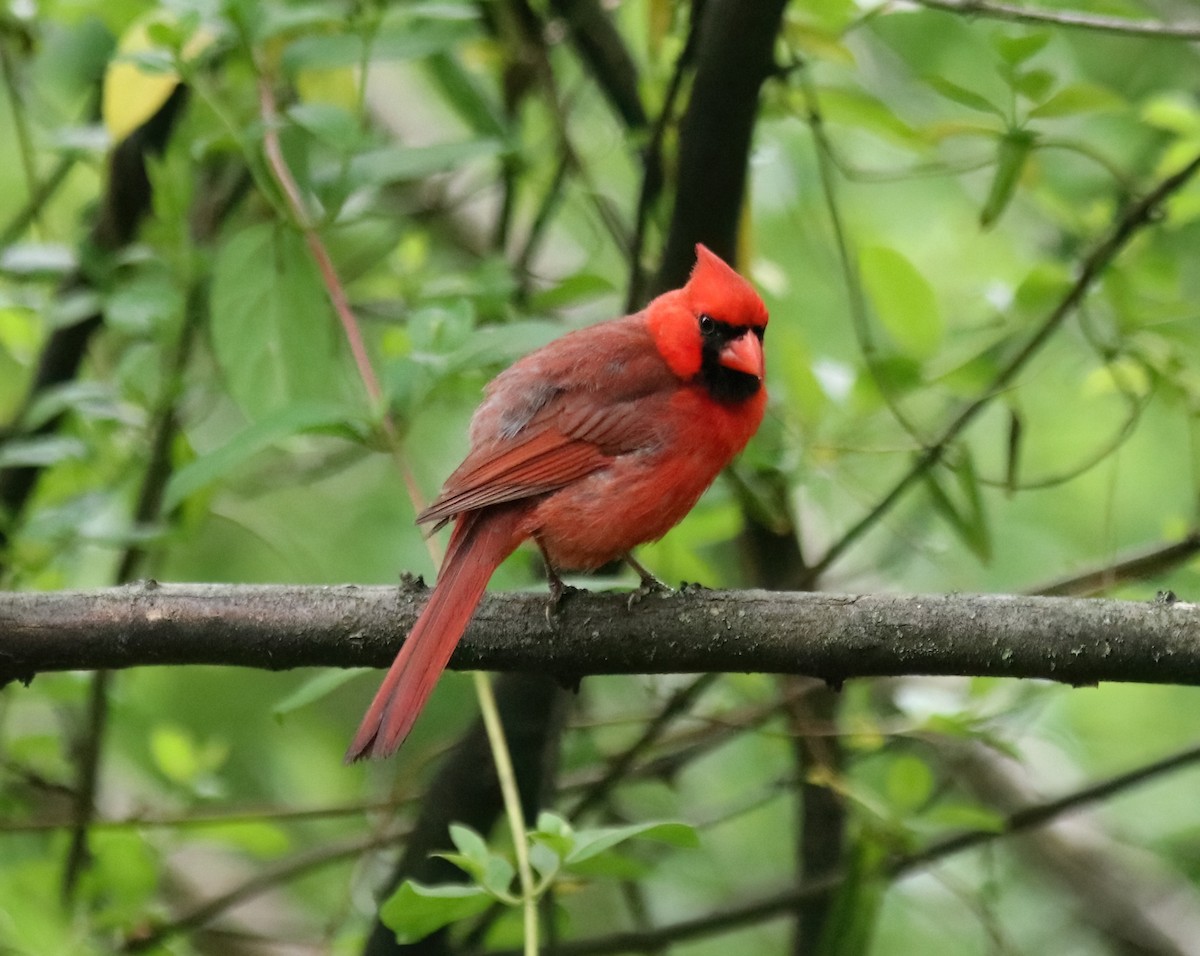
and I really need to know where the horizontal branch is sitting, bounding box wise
[2,582,1199,688]
[910,0,1200,40]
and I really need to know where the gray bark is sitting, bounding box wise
[1,582,1197,687]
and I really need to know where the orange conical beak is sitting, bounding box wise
[719,332,764,380]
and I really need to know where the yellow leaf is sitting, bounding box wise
[102,14,216,144]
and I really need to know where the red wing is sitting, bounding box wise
[417,394,675,528]
[417,317,678,529]
[416,428,611,528]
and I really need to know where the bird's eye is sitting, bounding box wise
[699,314,716,335]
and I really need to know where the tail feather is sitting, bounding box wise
[345,510,522,762]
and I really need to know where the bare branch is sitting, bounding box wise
[909,0,1200,40]
[3,583,1200,688]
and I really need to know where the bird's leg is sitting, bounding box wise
[536,537,579,616]
[624,551,669,592]
[624,552,673,609]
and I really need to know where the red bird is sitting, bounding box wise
[347,244,768,761]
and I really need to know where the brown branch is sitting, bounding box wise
[5,583,1200,688]
[549,0,646,130]
[1031,531,1200,597]
[909,0,1200,40]
[653,0,789,291]
[62,288,207,899]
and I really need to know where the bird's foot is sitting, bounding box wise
[627,575,675,610]
[546,568,585,621]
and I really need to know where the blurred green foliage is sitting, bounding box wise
[4,0,1200,953]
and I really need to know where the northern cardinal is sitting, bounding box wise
[346,244,768,760]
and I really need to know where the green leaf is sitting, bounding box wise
[425,52,507,139]
[0,436,87,469]
[272,670,361,719]
[105,268,184,334]
[528,841,561,882]
[163,401,359,510]
[925,802,1007,832]
[1082,357,1152,399]
[379,881,493,944]
[531,811,575,862]
[442,320,562,375]
[449,824,490,866]
[280,33,361,73]
[250,2,343,43]
[980,129,1035,228]
[282,18,476,74]
[564,821,698,866]
[529,274,615,312]
[534,811,572,837]
[1013,261,1071,315]
[924,75,1005,118]
[209,223,341,416]
[347,139,504,187]
[815,87,924,147]
[922,453,991,561]
[0,242,77,276]
[992,31,1050,67]
[87,831,160,924]
[287,102,363,151]
[20,382,127,431]
[480,854,516,898]
[150,725,201,785]
[1141,94,1200,136]
[885,754,935,814]
[1013,68,1054,104]
[860,246,943,360]
[1028,82,1123,119]
[563,850,652,880]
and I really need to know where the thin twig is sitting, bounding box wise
[256,65,546,954]
[0,42,43,240]
[489,738,1200,955]
[0,796,412,834]
[120,828,409,952]
[909,0,1200,40]
[255,74,424,513]
[0,154,74,249]
[896,739,1200,872]
[805,151,1200,583]
[797,69,927,444]
[1030,530,1200,597]
[62,256,207,900]
[568,674,718,820]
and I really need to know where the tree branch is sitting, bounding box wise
[4,583,1200,688]
[805,150,1200,582]
[908,0,1200,40]
[653,0,789,291]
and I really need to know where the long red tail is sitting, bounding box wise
[345,509,523,762]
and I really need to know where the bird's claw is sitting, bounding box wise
[627,576,674,609]
[546,581,585,621]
